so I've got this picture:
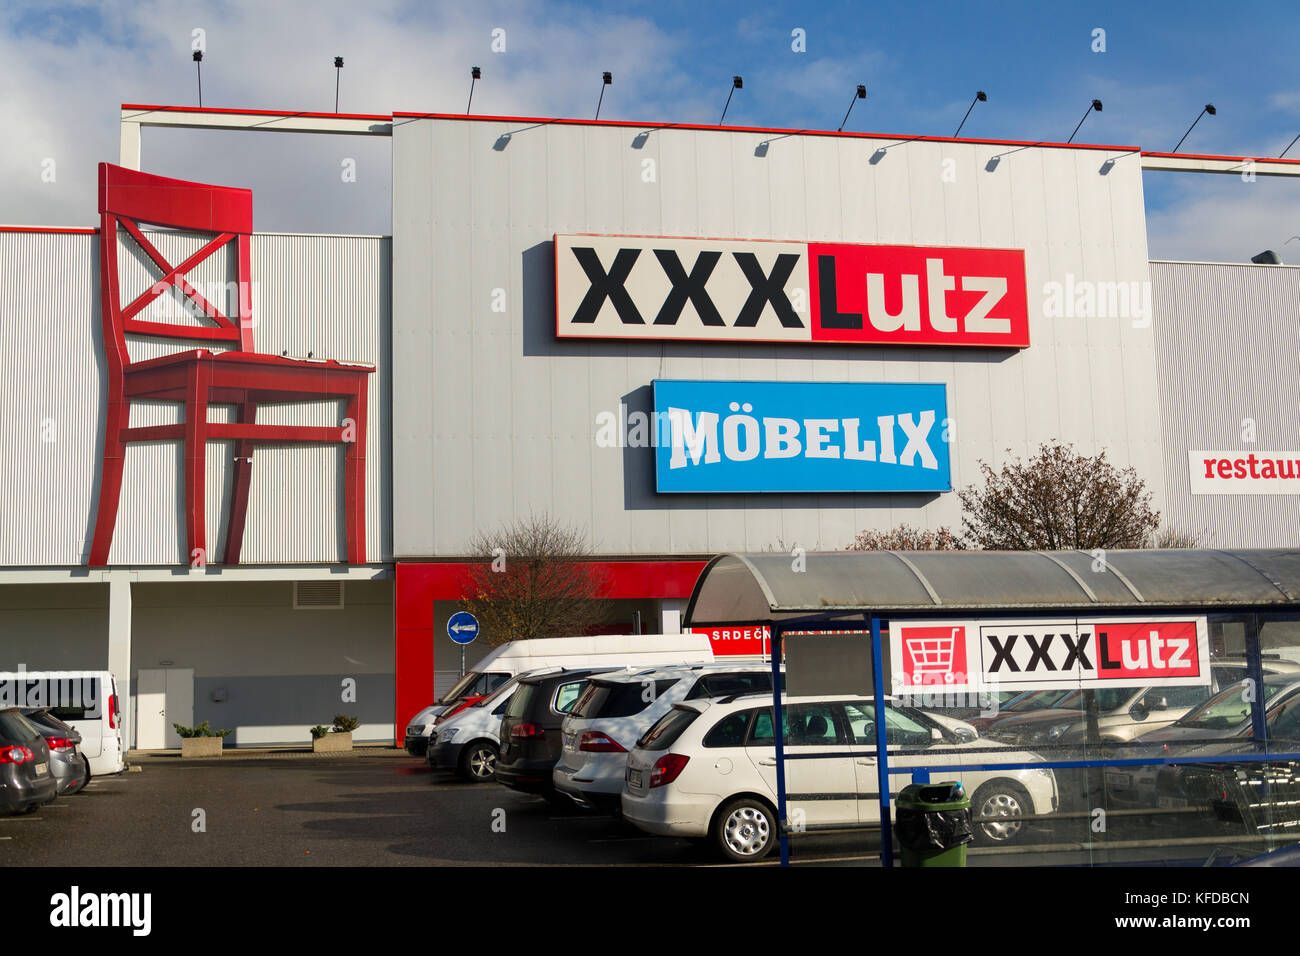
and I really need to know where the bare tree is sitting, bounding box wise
[459,514,613,646]
[847,524,965,551]
[958,442,1160,550]
[1146,524,1208,549]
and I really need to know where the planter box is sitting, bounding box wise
[180,737,224,758]
[312,731,353,753]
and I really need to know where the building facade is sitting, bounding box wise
[0,107,1296,748]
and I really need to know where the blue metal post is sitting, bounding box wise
[1245,614,1268,746]
[870,616,894,868]
[770,622,790,867]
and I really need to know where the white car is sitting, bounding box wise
[554,664,779,810]
[622,694,1058,862]
[555,665,984,810]
[425,673,534,781]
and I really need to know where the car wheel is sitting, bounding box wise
[457,741,498,782]
[712,797,777,862]
[972,781,1031,845]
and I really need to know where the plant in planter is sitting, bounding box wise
[311,715,359,753]
[174,721,233,758]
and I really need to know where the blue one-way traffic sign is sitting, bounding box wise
[447,611,480,645]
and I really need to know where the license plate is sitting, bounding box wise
[563,733,576,751]
[1110,773,1132,789]
[628,769,643,789]
[35,763,47,777]
[1158,795,1187,809]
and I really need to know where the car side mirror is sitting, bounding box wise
[1130,702,1149,721]
[931,727,944,741]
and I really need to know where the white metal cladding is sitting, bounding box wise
[1150,260,1300,546]
[391,117,1164,556]
[0,230,391,566]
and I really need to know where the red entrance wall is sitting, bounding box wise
[393,560,708,744]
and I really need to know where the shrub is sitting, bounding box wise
[331,714,360,734]
[310,725,331,740]
[173,721,233,739]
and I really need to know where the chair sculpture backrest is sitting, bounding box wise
[98,162,255,376]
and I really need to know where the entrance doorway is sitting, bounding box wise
[136,667,195,749]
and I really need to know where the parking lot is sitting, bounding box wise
[0,749,884,867]
[4,747,1283,868]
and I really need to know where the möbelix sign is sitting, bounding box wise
[890,616,1211,693]
[652,379,950,493]
[555,234,1029,348]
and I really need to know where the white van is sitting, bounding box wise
[0,671,125,776]
[404,633,733,755]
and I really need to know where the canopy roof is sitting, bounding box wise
[684,549,1300,625]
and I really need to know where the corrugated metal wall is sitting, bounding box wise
[1151,260,1300,546]
[0,231,391,566]
[392,118,1164,556]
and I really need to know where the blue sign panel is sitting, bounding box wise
[447,611,480,645]
[652,379,951,494]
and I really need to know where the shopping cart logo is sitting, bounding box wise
[900,626,967,685]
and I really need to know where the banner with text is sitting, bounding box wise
[555,234,1029,348]
[889,616,1212,694]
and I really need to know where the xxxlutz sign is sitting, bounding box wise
[555,234,1029,348]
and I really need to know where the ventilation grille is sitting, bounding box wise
[293,581,345,609]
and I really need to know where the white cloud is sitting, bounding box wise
[0,0,698,231]
[1145,174,1300,263]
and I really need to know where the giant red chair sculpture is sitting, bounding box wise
[89,163,374,566]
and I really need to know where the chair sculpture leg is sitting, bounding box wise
[88,394,130,566]
[343,382,368,565]
[223,400,257,565]
[184,360,212,567]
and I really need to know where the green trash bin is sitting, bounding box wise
[895,781,973,867]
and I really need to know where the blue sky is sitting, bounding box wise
[4,0,1300,259]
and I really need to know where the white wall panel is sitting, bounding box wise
[1151,260,1300,546]
[392,118,1166,557]
[0,231,390,566]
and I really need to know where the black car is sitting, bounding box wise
[0,708,58,814]
[495,668,615,798]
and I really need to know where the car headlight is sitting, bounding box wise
[407,725,426,736]
[439,728,458,742]
[1034,721,1075,742]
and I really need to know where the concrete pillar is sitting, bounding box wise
[659,598,682,635]
[119,120,141,170]
[107,572,133,749]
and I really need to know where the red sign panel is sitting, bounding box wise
[692,626,770,657]
[807,243,1029,347]
[1094,620,1201,680]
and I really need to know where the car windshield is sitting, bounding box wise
[1177,679,1288,729]
[1006,689,1072,712]
[0,710,42,744]
[474,678,518,708]
[1055,689,1134,712]
[439,670,508,704]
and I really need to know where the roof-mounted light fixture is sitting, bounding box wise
[838,84,867,132]
[1172,104,1216,153]
[596,71,612,120]
[954,90,987,138]
[720,75,743,125]
[1067,99,1103,144]
[467,66,481,115]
